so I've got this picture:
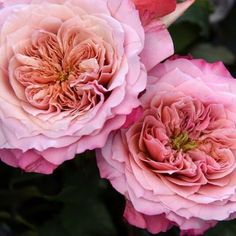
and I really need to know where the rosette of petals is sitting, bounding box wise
[97,58,236,235]
[0,0,174,173]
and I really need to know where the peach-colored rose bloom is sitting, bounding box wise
[0,0,174,173]
[97,58,236,235]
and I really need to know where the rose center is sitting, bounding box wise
[171,132,197,152]
[58,70,70,82]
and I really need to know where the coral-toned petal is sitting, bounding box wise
[133,0,176,18]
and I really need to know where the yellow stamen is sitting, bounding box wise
[59,71,70,82]
[171,132,197,152]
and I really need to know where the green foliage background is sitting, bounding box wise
[1,1,236,235]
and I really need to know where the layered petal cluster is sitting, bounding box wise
[0,0,174,173]
[97,58,236,235]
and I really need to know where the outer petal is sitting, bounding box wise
[191,59,233,78]
[0,149,58,174]
[124,201,173,234]
[140,21,174,71]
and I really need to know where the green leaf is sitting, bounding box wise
[38,219,67,236]
[190,43,235,65]
[20,231,38,236]
[206,220,236,236]
[39,155,117,236]
[176,0,210,37]
[169,22,199,53]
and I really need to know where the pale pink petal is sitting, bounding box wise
[140,21,173,71]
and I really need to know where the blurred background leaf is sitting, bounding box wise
[170,0,236,77]
[190,43,235,64]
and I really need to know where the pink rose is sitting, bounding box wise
[97,58,236,235]
[0,0,174,174]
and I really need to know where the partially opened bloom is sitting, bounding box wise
[133,0,176,24]
[0,0,174,173]
[97,58,236,235]
[133,0,194,26]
